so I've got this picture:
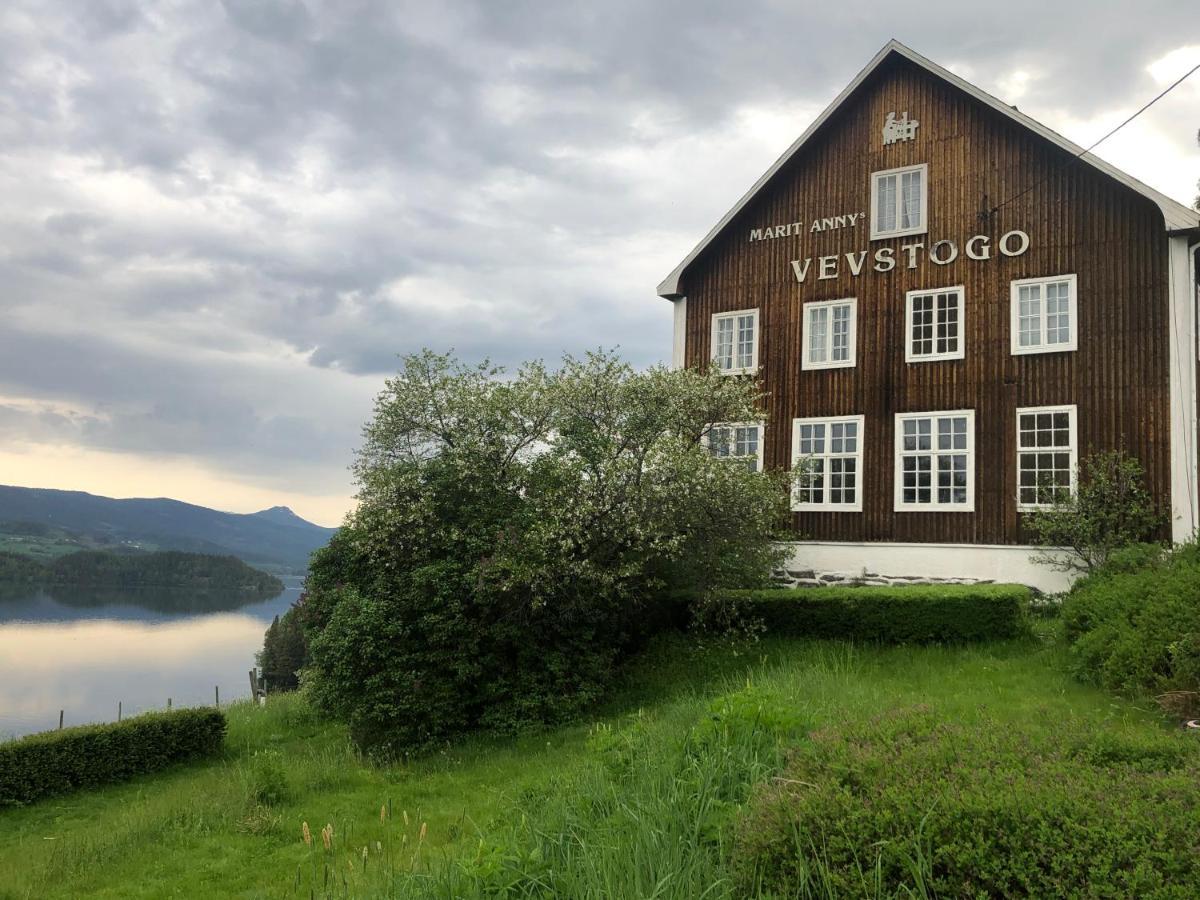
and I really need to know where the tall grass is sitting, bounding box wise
[0,630,1169,899]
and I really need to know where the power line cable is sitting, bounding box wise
[983,58,1200,220]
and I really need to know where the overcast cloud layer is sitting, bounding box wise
[1,1,1197,525]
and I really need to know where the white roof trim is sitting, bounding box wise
[657,39,1200,299]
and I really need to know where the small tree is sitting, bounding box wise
[258,598,309,691]
[1027,450,1165,573]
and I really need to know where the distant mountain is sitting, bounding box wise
[249,506,314,528]
[0,486,337,574]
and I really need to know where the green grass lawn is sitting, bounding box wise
[0,628,1175,899]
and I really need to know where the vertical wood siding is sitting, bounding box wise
[680,57,1170,545]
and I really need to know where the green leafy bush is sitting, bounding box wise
[709,583,1031,643]
[734,707,1200,898]
[1061,541,1200,695]
[302,350,792,755]
[0,707,227,806]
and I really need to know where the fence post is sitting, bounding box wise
[167,697,172,710]
[118,701,122,722]
[215,685,219,708]
[58,709,64,730]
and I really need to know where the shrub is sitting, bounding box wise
[1060,541,1200,695]
[734,707,1200,898]
[244,748,290,806]
[302,350,792,755]
[0,707,226,806]
[709,583,1031,644]
[1027,450,1165,573]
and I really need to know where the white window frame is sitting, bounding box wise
[791,415,865,512]
[1015,404,1078,511]
[870,163,928,240]
[905,285,965,363]
[710,308,760,375]
[893,409,976,512]
[1009,274,1078,355]
[801,298,857,371]
[703,421,765,472]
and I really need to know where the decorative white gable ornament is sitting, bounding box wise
[882,111,919,145]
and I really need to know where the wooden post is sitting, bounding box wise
[248,669,258,699]
[118,701,122,722]
[215,685,219,708]
[58,710,64,730]
[167,697,172,710]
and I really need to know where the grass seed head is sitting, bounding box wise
[301,821,312,847]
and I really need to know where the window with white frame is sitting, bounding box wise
[711,309,759,374]
[802,298,857,370]
[1010,275,1077,354]
[704,422,764,472]
[1016,405,1077,509]
[870,163,927,239]
[894,410,975,511]
[905,286,964,362]
[791,415,864,511]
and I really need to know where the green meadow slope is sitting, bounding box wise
[0,628,1185,899]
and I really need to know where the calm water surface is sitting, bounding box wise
[0,579,301,739]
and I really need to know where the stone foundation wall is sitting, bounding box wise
[772,567,991,589]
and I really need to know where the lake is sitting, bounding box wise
[0,579,301,740]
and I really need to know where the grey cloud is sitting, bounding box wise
[0,0,1195,508]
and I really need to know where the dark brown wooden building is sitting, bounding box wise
[659,40,1200,589]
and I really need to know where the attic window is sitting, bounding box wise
[871,164,928,240]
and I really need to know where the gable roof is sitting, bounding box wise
[657,39,1199,299]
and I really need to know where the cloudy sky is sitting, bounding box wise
[1,1,1197,526]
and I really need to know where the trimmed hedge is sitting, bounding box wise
[0,707,227,806]
[716,583,1030,643]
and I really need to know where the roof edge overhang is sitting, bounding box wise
[657,38,1200,300]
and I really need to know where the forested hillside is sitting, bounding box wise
[0,550,283,593]
[0,486,336,573]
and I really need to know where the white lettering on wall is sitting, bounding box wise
[751,212,864,242]
[929,239,959,265]
[901,242,924,269]
[790,258,813,282]
[999,229,1031,257]
[786,231,1033,283]
[965,234,991,260]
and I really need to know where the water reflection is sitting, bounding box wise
[0,580,300,739]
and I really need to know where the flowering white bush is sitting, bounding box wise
[303,349,790,753]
